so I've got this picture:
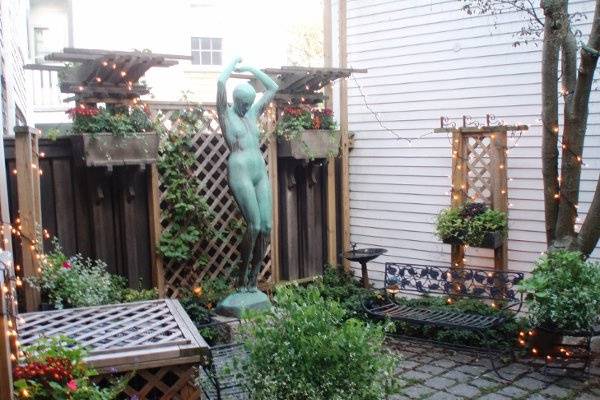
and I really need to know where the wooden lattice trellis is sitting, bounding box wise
[435,116,528,272]
[147,102,276,297]
[18,299,210,400]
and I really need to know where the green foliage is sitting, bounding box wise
[29,239,123,309]
[435,202,507,246]
[157,106,215,264]
[275,106,337,140]
[13,336,126,400]
[317,265,375,317]
[69,106,156,138]
[435,207,468,243]
[120,279,159,303]
[29,239,158,308]
[517,250,600,332]
[390,296,526,349]
[239,286,400,400]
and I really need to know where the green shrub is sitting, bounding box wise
[517,250,600,332]
[29,239,123,309]
[435,207,468,243]
[239,286,400,400]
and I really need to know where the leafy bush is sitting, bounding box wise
[29,240,123,309]
[435,202,507,246]
[30,239,158,308]
[517,250,600,332]
[13,336,125,399]
[317,265,375,317]
[239,286,399,400]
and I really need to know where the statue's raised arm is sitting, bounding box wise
[234,65,279,120]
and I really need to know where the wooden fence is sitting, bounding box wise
[5,136,154,297]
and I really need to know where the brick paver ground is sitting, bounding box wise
[387,337,600,400]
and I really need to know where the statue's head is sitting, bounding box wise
[233,83,256,116]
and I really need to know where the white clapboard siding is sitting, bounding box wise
[333,0,600,279]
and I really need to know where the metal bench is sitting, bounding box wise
[364,262,524,376]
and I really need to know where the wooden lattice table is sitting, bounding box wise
[18,300,210,399]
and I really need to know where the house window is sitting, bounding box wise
[191,37,222,66]
[34,27,51,63]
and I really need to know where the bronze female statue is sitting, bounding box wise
[215,57,278,316]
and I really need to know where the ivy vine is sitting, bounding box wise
[157,106,214,265]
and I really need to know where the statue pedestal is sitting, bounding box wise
[215,288,271,318]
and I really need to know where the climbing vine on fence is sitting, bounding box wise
[157,106,215,265]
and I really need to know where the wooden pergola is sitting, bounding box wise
[25,47,190,105]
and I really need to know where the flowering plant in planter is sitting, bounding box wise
[435,202,507,248]
[65,105,160,167]
[13,336,125,399]
[66,106,155,138]
[276,106,341,159]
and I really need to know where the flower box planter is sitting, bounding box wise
[71,132,159,168]
[277,129,341,159]
[442,231,504,249]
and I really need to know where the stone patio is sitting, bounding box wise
[387,337,600,400]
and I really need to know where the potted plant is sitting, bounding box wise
[276,106,341,159]
[67,105,160,167]
[517,250,600,354]
[435,202,507,248]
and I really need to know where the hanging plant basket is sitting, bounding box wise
[442,231,504,249]
[71,132,159,168]
[277,129,341,159]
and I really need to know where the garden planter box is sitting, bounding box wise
[19,299,210,400]
[442,231,504,249]
[277,129,341,159]
[71,132,159,167]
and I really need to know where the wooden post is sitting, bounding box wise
[269,132,280,282]
[339,0,351,270]
[490,130,509,271]
[0,252,15,400]
[148,164,165,296]
[450,128,467,271]
[14,126,42,311]
[324,0,337,266]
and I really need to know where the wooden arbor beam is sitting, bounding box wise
[14,127,43,311]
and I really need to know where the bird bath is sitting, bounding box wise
[340,245,388,288]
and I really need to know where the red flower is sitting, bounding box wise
[322,108,334,117]
[67,379,78,391]
[65,107,100,119]
[283,107,306,118]
[63,261,72,270]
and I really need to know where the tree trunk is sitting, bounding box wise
[572,0,600,256]
[540,0,563,244]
